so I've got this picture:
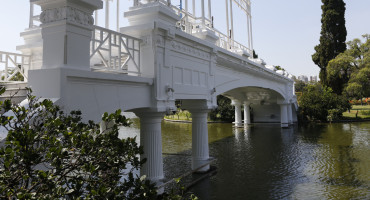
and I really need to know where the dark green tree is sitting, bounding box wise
[294,80,307,93]
[327,35,370,95]
[312,0,347,86]
[209,95,235,122]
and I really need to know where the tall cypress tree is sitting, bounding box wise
[312,0,347,86]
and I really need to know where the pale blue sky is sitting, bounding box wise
[0,0,369,77]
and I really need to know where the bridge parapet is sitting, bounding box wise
[90,26,141,76]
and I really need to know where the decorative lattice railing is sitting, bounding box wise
[90,26,141,75]
[0,51,30,82]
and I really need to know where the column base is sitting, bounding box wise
[281,123,289,128]
[233,122,243,127]
[192,158,211,172]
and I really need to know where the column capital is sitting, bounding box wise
[231,99,242,106]
[134,111,165,122]
[33,0,103,29]
[181,100,213,113]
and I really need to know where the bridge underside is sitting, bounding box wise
[222,87,297,124]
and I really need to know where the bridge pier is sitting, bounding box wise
[135,111,165,181]
[287,103,293,125]
[232,100,243,127]
[182,100,212,172]
[279,103,289,128]
[243,101,251,125]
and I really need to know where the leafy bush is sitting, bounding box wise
[298,84,350,122]
[209,95,235,122]
[0,88,158,199]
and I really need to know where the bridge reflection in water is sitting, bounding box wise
[121,120,370,199]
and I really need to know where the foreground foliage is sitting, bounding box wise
[298,84,350,122]
[0,88,158,199]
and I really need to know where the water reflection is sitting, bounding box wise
[120,118,370,199]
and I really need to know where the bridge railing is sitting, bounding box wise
[28,2,41,29]
[0,51,30,82]
[136,0,252,55]
[90,26,141,76]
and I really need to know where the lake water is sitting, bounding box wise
[121,118,370,199]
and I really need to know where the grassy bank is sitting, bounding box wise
[165,110,192,121]
[342,105,370,119]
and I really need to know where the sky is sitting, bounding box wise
[0,0,370,77]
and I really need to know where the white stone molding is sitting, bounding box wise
[40,6,94,28]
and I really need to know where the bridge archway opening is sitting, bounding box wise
[220,86,287,124]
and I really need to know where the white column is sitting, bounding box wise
[201,0,205,26]
[247,14,251,50]
[190,109,210,172]
[116,0,119,31]
[229,0,234,41]
[95,10,98,25]
[136,112,165,181]
[105,0,110,29]
[280,104,289,128]
[287,103,293,125]
[29,3,34,28]
[208,0,212,21]
[243,101,251,125]
[225,0,230,45]
[232,100,242,127]
[192,0,195,16]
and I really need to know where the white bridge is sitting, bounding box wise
[1,0,297,183]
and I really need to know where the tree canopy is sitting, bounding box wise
[312,0,347,85]
[326,35,370,96]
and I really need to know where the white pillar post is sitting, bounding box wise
[208,0,212,21]
[279,104,289,128]
[135,112,165,181]
[95,10,98,25]
[201,0,205,26]
[229,0,234,41]
[243,101,251,125]
[247,14,251,50]
[29,3,34,28]
[287,103,293,125]
[105,0,110,29]
[225,0,230,48]
[35,0,102,70]
[250,16,254,53]
[232,100,242,127]
[116,0,119,32]
[192,0,195,16]
[185,0,188,20]
[190,109,210,172]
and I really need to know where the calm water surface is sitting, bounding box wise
[121,119,370,200]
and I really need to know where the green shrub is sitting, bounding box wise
[299,83,350,122]
[0,88,158,199]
